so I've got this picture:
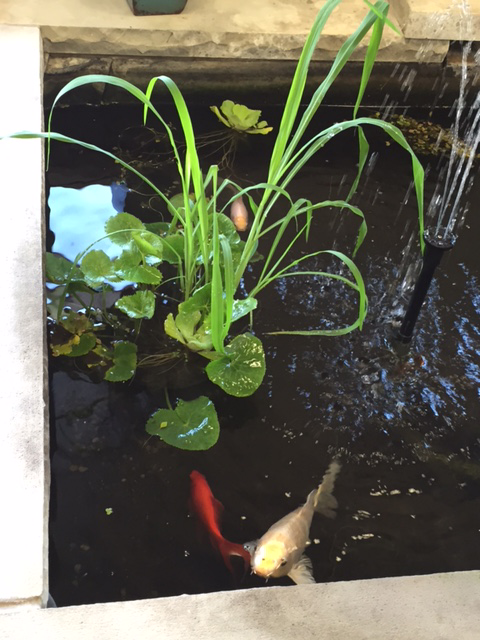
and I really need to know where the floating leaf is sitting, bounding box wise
[67,332,97,357]
[105,212,145,245]
[231,297,257,323]
[206,333,265,397]
[45,253,83,284]
[160,233,184,263]
[60,311,93,335]
[50,334,79,357]
[132,230,163,259]
[210,100,273,135]
[115,290,155,319]
[116,265,162,285]
[104,341,137,382]
[146,396,219,450]
[81,250,113,286]
[167,193,195,218]
[113,247,143,271]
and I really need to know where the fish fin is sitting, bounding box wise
[243,540,258,556]
[314,460,341,519]
[288,555,315,585]
[212,497,224,523]
[216,536,251,577]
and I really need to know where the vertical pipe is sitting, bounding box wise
[397,228,455,343]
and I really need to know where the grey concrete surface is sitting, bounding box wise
[0,572,479,639]
[392,0,480,40]
[0,26,49,609]
[0,0,449,62]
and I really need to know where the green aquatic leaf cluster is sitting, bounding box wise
[210,100,273,135]
[5,0,425,450]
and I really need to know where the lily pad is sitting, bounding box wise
[104,341,137,382]
[60,311,93,335]
[81,250,113,287]
[116,265,162,285]
[45,253,84,284]
[105,213,145,245]
[115,290,155,319]
[68,332,97,357]
[113,247,143,271]
[232,297,257,323]
[206,333,265,397]
[145,396,219,450]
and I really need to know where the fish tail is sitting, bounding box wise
[215,534,251,576]
[313,460,341,518]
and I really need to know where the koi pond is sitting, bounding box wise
[47,101,480,606]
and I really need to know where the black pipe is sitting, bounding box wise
[397,227,455,343]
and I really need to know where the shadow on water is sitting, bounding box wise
[47,103,480,606]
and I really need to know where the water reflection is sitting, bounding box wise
[49,183,129,290]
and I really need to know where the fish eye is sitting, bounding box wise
[280,559,287,567]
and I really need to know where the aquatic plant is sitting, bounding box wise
[3,0,424,450]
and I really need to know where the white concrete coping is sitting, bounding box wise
[0,0,449,62]
[0,4,479,638]
[0,26,49,610]
[391,0,480,40]
[0,572,479,639]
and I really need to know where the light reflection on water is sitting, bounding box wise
[49,183,129,290]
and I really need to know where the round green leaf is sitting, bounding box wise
[81,250,113,286]
[116,265,162,285]
[145,396,219,450]
[67,332,97,357]
[45,253,84,284]
[104,341,137,382]
[206,333,265,397]
[105,213,145,245]
[113,247,143,271]
[114,290,155,319]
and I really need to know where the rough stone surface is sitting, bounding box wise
[0,0,448,62]
[0,26,49,609]
[1,572,480,639]
[43,55,469,109]
[391,0,480,40]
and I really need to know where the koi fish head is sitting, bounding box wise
[252,539,289,578]
[230,197,249,232]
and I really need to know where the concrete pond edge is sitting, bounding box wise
[0,17,479,639]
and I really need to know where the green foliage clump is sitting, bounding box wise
[5,0,424,450]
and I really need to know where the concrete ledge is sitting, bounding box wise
[1,0,448,62]
[1,572,479,639]
[0,25,49,609]
[391,0,480,40]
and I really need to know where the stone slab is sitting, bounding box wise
[0,26,49,608]
[1,572,480,639]
[0,0,448,62]
[391,0,480,40]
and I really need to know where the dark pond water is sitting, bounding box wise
[47,101,480,606]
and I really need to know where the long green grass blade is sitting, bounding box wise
[145,76,210,289]
[264,248,367,335]
[274,1,389,183]
[268,0,342,181]
[4,131,173,207]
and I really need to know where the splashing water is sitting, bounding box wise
[433,42,480,241]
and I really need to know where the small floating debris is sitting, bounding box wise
[105,507,113,516]
[379,113,480,160]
